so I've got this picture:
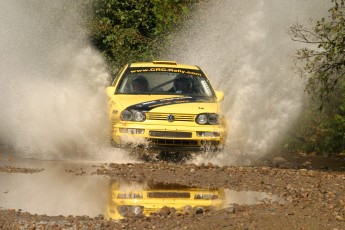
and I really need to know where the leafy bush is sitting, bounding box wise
[286,80,345,155]
[291,0,345,106]
[288,0,345,155]
[82,0,200,74]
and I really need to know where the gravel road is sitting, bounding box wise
[0,150,344,230]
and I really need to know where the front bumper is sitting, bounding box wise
[111,123,226,152]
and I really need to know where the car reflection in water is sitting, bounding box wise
[105,180,225,220]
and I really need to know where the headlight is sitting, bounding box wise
[120,110,146,122]
[121,110,132,121]
[118,205,144,217]
[133,111,146,122]
[132,206,143,215]
[196,114,208,124]
[196,113,220,125]
[208,114,219,125]
[118,205,130,216]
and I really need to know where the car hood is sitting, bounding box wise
[114,95,219,113]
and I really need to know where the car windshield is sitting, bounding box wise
[116,68,216,98]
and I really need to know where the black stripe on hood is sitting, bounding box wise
[126,97,201,111]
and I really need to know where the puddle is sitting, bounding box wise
[105,181,285,220]
[106,181,225,219]
[0,153,285,219]
[0,154,109,217]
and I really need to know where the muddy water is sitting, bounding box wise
[0,156,109,217]
[0,154,285,219]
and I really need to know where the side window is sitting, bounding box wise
[111,65,127,86]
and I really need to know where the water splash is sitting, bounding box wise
[0,1,133,161]
[0,1,331,164]
[165,0,330,165]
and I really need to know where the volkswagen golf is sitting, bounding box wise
[106,61,226,153]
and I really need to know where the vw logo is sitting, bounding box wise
[167,114,175,122]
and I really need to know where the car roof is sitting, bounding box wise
[129,61,200,70]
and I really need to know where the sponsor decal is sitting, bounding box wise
[130,68,202,76]
[126,97,200,111]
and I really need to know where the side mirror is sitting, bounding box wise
[215,91,224,102]
[106,87,115,97]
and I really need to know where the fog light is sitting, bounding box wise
[117,192,143,199]
[197,132,220,137]
[135,129,145,134]
[119,128,128,133]
[194,194,219,200]
[197,132,205,137]
[119,128,145,134]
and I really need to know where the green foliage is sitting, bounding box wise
[288,0,345,155]
[286,86,345,155]
[81,0,199,74]
[291,0,345,106]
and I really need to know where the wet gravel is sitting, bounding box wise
[0,153,345,229]
[0,166,44,174]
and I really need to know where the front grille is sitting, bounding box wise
[149,131,192,138]
[146,113,195,122]
[147,192,190,198]
[147,138,198,146]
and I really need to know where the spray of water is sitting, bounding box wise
[0,0,134,162]
[0,1,331,164]
[165,0,331,165]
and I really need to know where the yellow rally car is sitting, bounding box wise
[105,181,225,220]
[106,61,226,152]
